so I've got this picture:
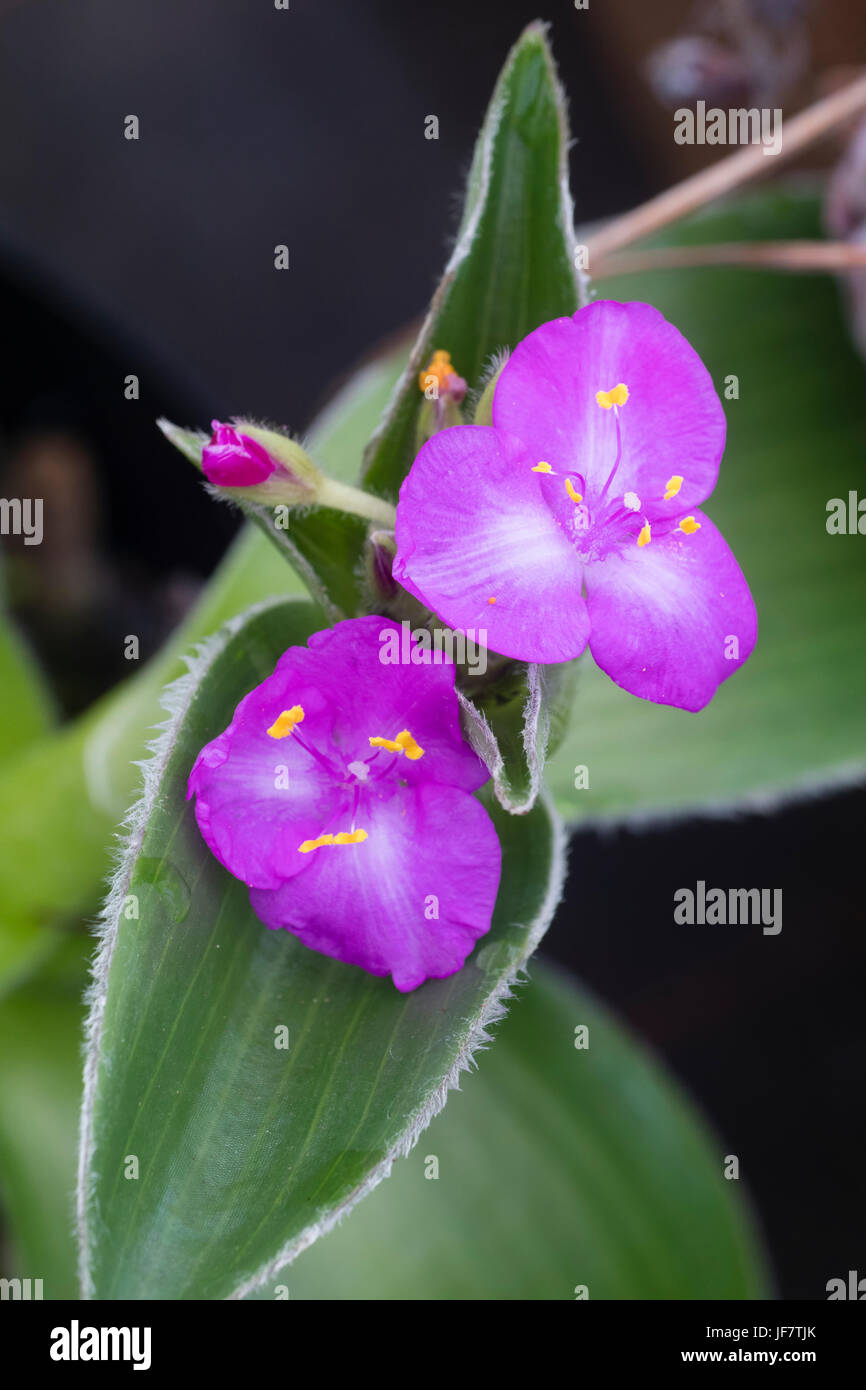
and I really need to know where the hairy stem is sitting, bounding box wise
[316,478,397,527]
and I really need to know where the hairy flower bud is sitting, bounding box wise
[415,349,468,448]
[202,420,321,504]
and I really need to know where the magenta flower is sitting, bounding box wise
[202,421,277,487]
[187,616,501,991]
[393,300,757,712]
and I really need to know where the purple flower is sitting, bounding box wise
[187,616,501,991]
[393,300,757,712]
[202,421,277,487]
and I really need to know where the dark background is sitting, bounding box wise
[0,0,863,1299]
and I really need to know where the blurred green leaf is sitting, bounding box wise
[248,962,769,1300]
[79,597,564,1300]
[0,919,61,999]
[0,617,54,762]
[0,939,87,1299]
[0,567,59,989]
[546,189,866,823]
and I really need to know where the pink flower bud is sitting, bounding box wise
[202,421,277,488]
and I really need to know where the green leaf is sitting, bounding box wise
[0,616,54,762]
[0,564,60,989]
[546,187,866,824]
[0,919,63,998]
[362,22,580,812]
[459,658,578,812]
[265,353,405,620]
[248,963,769,1300]
[0,939,88,1299]
[1,956,767,1303]
[0,348,404,926]
[362,22,579,497]
[78,597,565,1300]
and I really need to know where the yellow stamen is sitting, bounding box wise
[369,728,425,760]
[532,461,553,473]
[488,596,496,605]
[679,515,701,534]
[267,705,305,739]
[637,521,651,548]
[565,477,583,505]
[298,834,334,854]
[333,829,368,845]
[395,729,424,760]
[369,735,400,753]
[298,829,367,854]
[418,349,458,393]
[595,382,629,410]
[664,474,684,501]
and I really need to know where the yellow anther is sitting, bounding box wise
[418,349,458,393]
[298,834,334,854]
[664,474,684,501]
[488,596,496,605]
[395,729,424,760]
[267,705,305,739]
[369,735,401,753]
[298,829,368,853]
[637,521,652,548]
[679,515,701,534]
[595,383,629,410]
[532,461,553,473]
[333,829,368,846]
[565,477,583,505]
[368,728,425,760]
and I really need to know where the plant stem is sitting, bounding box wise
[316,477,396,527]
[586,72,866,264]
[596,241,866,277]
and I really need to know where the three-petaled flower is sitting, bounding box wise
[187,616,501,991]
[393,300,757,711]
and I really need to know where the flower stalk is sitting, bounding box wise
[586,69,866,267]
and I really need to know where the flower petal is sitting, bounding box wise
[394,425,589,663]
[492,300,726,520]
[294,616,490,792]
[202,422,276,487]
[584,511,757,711]
[250,782,502,992]
[188,674,343,890]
